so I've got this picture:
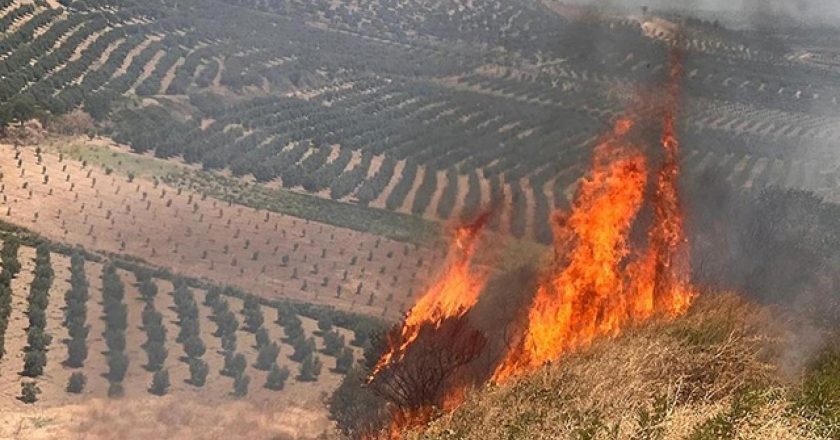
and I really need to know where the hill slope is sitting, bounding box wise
[410,293,839,440]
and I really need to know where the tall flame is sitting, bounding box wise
[493,117,650,381]
[629,48,694,320]
[493,48,694,382]
[370,212,491,379]
[365,48,694,439]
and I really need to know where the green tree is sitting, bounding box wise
[144,340,167,371]
[67,372,86,394]
[65,336,88,368]
[233,373,250,397]
[184,334,206,359]
[322,330,345,356]
[9,94,37,127]
[255,342,280,371]
[106,351,129,383]
[222,352,247,378]
[188,358,209,387]
[290,336,316,362]
[108,382,124,399]
[254,326,270,349]
[298,354,322,382]
[19,382,40,404]
[265,363,290,391]
[149,369,170,396]
[328,367,388,437]
[334,347,355,374]
[317,314,333,334]
[21,349,46,377]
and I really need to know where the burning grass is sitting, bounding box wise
[411,292,828,440]
[362,48,698,438]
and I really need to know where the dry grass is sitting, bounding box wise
[0,396,330,440]
[408,292,829,440]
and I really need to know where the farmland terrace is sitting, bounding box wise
[0,0,837,245]
[2,0,840,437]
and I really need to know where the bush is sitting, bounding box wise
[222,352,246,378]
[255,342,280,371]
[334,347,355,374]
[21,349,47,377]
[188,358,209,387]
[144,340,167,371]
[328,367,388,437]
[254,326,270,349]
[65,335,88,368]
[265,363,290,390]
[149,369,170,396]
[108,382,124,399]
[290,336,316,362]
[233,373,250,397]
[184,334,206,359]
[19,382,40,404]
[67,372,86,394]
[323,330,345,356]
[106,350,129,383]
[298,354,322,382]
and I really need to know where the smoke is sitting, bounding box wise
[565,0,840,26]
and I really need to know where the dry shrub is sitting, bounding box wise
[411,291,822,440]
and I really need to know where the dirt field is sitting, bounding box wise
[0,245,362,439]
[0,141,443,320]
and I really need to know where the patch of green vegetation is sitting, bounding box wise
[793,346,840,439]
[504,410,541,439]
[28,416,54,429]
[47,139,182,180]
[165,170,440,244]
[687,387,766,440]
[567,409,616,440]
[631,395,669,440]
[46,138,441,244]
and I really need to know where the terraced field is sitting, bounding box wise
[0,141,440,320]
[3,0,840,245]
[0,240,370,438]
[2,0,840,438]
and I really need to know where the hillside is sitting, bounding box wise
[408,293,839,440]
[2,1,840,439]
[4,0,840,246]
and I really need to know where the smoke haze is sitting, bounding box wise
[566,0,840,26]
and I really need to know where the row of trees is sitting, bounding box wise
[244,297,290,390]
[0,236,21,360]
[64,252,90,369]
[138,272,168,380]
[208,290,250,396]
[101,264,129,397]
[280,308,323,382]
[172,280,208,389]
[21,244,55,378]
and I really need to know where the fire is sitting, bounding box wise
[493,117,650,381]
[365,48,694,438]
[369,212,491,380]
[629,49,694,320]
[493,48,694,382]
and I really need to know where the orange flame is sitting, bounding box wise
[366,48,694,439]
[629,48,694,320]
[370,212,491,380]
[493,117,650,381]
[493,48,694,382]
